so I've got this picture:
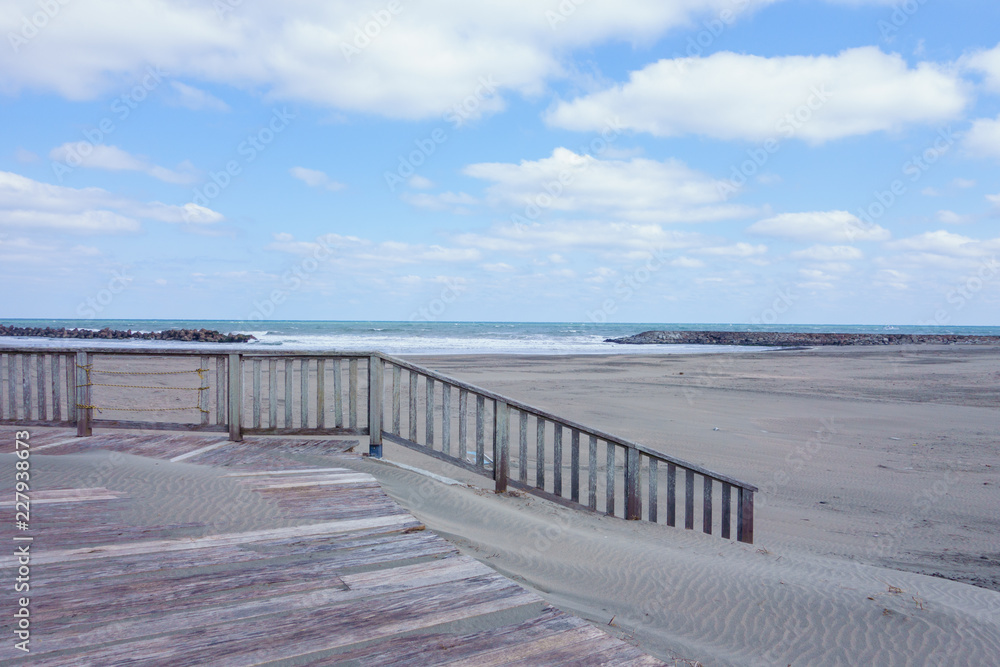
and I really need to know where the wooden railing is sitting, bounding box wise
[0,346,756,543]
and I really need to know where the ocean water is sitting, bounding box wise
[2,320,999,355]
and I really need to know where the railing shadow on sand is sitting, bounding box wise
[0,346,756,543]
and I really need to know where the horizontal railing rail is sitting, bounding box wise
[0,345,755,543]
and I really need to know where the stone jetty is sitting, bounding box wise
[605,330,1000,347]
[0,324,255,343]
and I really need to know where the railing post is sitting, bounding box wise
[737,487,754,544]
[228,353,242,442]
[625,447,641,520]
[368,355,383,457]
[75,351,91,437]
[493,400,509,493]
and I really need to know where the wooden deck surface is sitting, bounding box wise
[0,428,663,665]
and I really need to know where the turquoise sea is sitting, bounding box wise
[3,320,999,355]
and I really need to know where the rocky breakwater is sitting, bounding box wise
[605,330,1000,347]
[0,325,255,343]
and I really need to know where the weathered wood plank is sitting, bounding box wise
[23,354,31,420]
[332,358,343,428]
[518,410,528,485]
[703,476,713,535]
[458,389,468,454]
[199,356,209,426]
[67,353,76,422]
[409,370,418,442]
[252,358,262,429]
[368,355,383,456]
[268,359,278,429]
[229,353,243,442]
[217,356,226,426]
[301,358,309,428]
[442,383,451,456]
[349,358,358,429]
[625,447,641,520]
[425,377,435,447]
[284,358,294,428]
[685,468,695,530]
[76,351,91,436]
[606,443,615,516]
[738,487,754,544]
[648,458,658,523]
[475,394,485,468]
[588,435,598,511]
[721,482,732,540]
[553,424,563,497]
[392,365,401,435]
[494,400,509,493]
[52,354,61,422]
[570,429,580,503]
[666,463,676,527]
[37,353,47,421]
[316,358,326,430]
[7,354,15,419]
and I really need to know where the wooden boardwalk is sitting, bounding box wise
[0,428,663,665]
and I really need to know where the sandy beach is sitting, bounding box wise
[3,343,999,664]
[348,344,1000,664]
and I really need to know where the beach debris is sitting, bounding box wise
[713,427,720,431]
[912,596,925,610]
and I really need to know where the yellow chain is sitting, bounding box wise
[74,364,211,414]
[76,404,210,413]
[82,383,210,391]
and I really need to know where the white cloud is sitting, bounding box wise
[290,166,346,191]
[408,175,434,189]
[0,0,778,119]
[790,244,864,261]
[964,114,1000,159]
[988,193,1000,209]
[547,47,967,142]
[464,148,755,223]
[266,232,480,265]
[748,211,891,242]
[965,43,1000,93]
[455,220,702,254]
[698,242,767,257]
[671,256,705,269]
[48,144,197,184]
[482,262,515,273]
[168,81,230,112]
[0,170,221,233]
[888,230,991,257]
[936,210,973,225]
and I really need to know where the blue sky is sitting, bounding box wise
[2,0,999,325]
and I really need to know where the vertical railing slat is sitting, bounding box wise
[228,353,242,441]
[425,377,435,447]
[392,365,401,435]
[518,411,528,485]
[316,358,325,430]
[300,358,309,428]
[535,417,545,490]
[284,359,293,428]
[348,359,358,430]
[570,429,580,503]
[268,359,277,429]
[216,357,226,426]
[738,488,754,544]
[721,482,732,540]
[475,395,485,467]
[494,400,509,493]
[458,389,468,455]
[685,469,695,530]
[252,358,262,429]
[588,435,597,510]
[625,447,641,520]
[606,443,615,516]
[7,354,16,419]
[76,351,91,436]
[666,463,677,527]
[442,384,451,455]
[51,355,60,422]
[703,477,713,535]
[66,354,76,423]
[553,424,563,497]
[37,354,47,421]
[332,359,343,428]
[199,356,209,427]
[23,355,31,420]
[408,371,418,442]
[649,458,658,523]
[368,355,383,457]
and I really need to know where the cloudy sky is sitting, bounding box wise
[2,0,999,325]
